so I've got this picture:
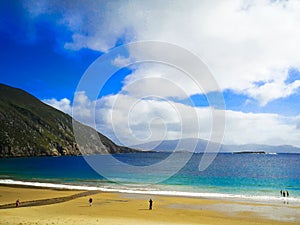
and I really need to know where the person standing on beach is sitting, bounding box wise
[149,198,153,210]
[286,190,289,197]
[280,190,283,197]
[15,199,20,207]
[89,197,93,206]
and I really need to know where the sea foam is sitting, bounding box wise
[1,179,299,206]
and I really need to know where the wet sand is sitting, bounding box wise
[0,185,299,225]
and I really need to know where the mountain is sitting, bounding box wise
[133,138,300,153]
[0,84,137,157]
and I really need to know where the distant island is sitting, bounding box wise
[233,151,266,154]
[0,84,138,157]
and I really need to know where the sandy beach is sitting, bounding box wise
[0,185,299,225]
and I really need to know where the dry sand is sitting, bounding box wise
[0,185,299,225]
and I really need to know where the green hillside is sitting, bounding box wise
[0,84,136,157]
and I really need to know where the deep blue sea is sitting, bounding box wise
[0,153,299,204]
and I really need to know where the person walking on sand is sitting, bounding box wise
[89,197,93,206]
[149,198,153,210]
[15,199,20,207]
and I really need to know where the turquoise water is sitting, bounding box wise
[0,153,299,203]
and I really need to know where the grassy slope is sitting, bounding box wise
[0,84,136,157]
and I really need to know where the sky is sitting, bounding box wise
[1,0,300,148]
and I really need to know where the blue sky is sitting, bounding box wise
[1,0,300,148]
[0,1,100,101]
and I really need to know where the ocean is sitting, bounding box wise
[0,152,299,205]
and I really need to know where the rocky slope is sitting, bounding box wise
[0,84,137,157]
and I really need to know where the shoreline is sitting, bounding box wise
[0,184,300,224]
[1,178,299,206]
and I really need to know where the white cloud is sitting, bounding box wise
[64,34,112,53]
[223,110,300,146]
[43,98,72,115]
[297,116,300,130]
[65,92,300,148]
[111,55,132,68]
[246,77,300,106]
[44,92,95,126]
[120,0,300,105]
[24,0,300,104]
[95,94,192,146]
[71,91,96,127]
[121,64,204,99]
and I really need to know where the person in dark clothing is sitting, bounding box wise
[286,190,289,197]
[149,198,153,210]
[280,190,283,196]
[89,197,93,206]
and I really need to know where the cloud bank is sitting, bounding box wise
[26,0,300,105]
[44,92,300,147]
